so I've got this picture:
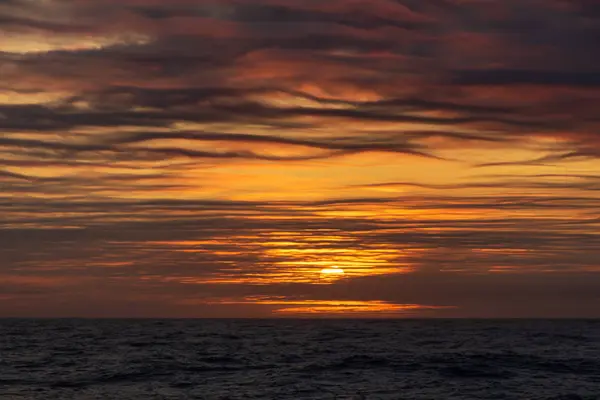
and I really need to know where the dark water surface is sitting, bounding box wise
[1,319,599,399]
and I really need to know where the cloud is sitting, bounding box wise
[452,69,600,87]
[1,0,599,316]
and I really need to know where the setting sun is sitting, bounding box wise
[320,267,345,276]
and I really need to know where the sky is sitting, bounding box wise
[1,0,599,318]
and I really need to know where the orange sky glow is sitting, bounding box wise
[1,0,599,318]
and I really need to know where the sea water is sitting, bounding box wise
[1,319,599,399]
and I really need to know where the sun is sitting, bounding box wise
[320,266,345,276]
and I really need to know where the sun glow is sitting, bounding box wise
[320,266,345,275]
[184,296,453,317]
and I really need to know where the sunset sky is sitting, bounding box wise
[1,0,599,318]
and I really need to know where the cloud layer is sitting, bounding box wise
[1,0,599,317]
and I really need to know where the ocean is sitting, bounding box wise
[1,319,599,399]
